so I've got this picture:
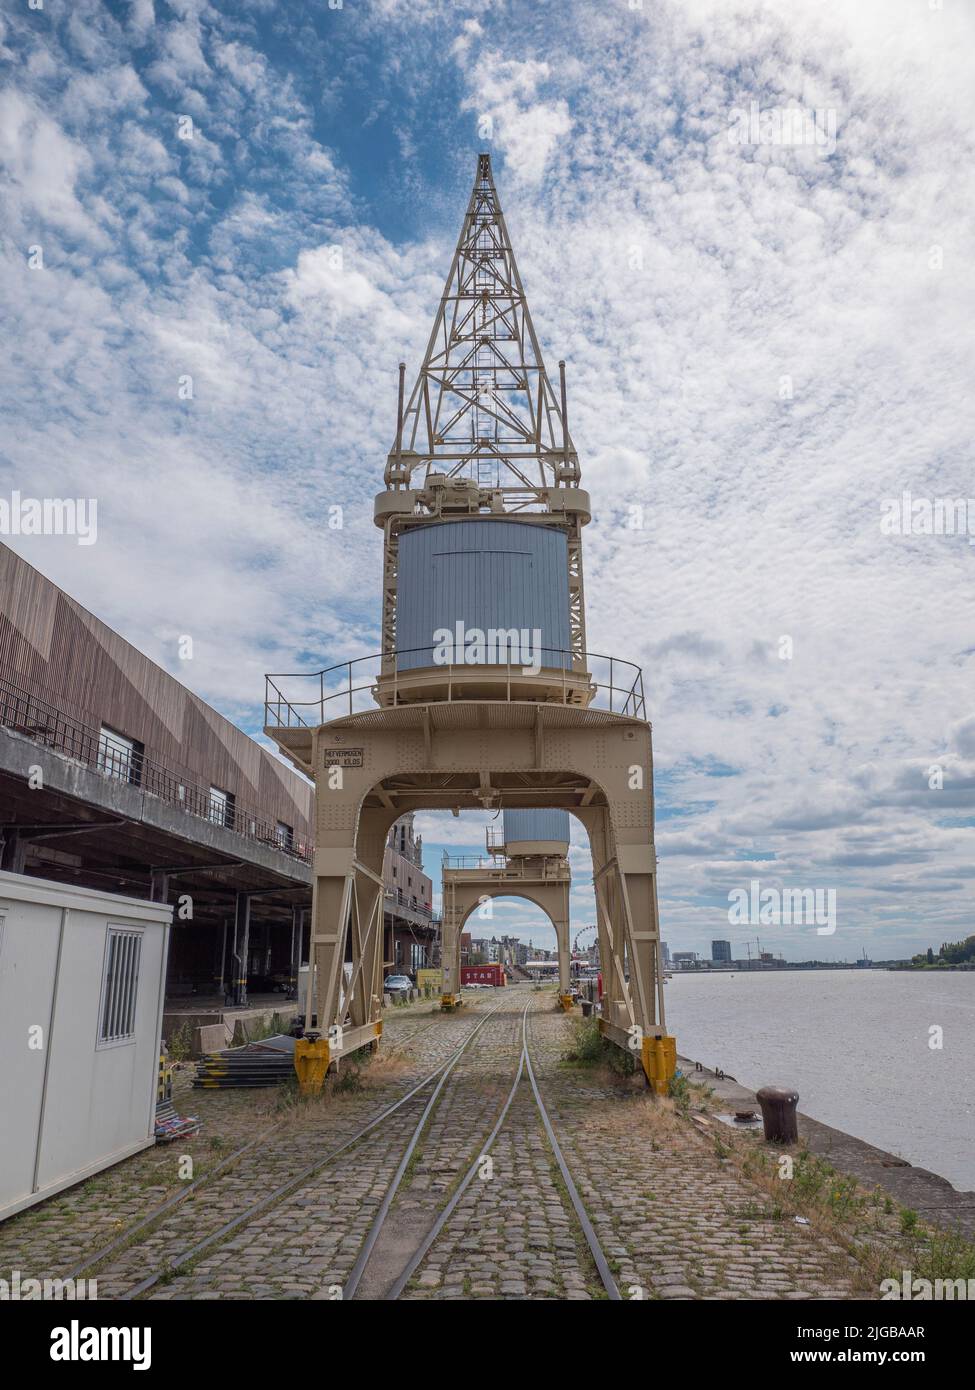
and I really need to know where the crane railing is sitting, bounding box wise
[264,646,646,727]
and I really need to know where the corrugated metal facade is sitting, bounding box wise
[396,520,571,671]
[503,809,570,849]
[0,544,313,837]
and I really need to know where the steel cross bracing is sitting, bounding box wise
[385,152,580,504]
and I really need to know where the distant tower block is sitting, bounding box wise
[442,808,572,1011]
[266,153,675,1094]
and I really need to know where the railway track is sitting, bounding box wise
[60,988,619,1301]
[349,997,620,1301]
[58,997,504,1295]
[120,1001,508,1300]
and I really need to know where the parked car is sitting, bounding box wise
[384,974,413,993]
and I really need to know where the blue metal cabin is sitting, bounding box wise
[395,520,571,672]
[502,808,570,856]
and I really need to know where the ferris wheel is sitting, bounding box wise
[573,924,597,954]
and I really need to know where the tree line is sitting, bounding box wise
[910,935,975,968]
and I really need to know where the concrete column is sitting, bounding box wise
[216,917,228,997]
[289,906,300,998]
[233,892,251,1007]
[0,829,27,874]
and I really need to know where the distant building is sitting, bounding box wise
[733,953,787,969]
[525,960,560,979]
[672,951,698,969]
[660,941,671,965]
[384,812,436,974]
[711,939,732,963]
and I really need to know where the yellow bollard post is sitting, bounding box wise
[294,1037,330,1095]
[641,1034,678,1095]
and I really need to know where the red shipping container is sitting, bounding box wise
[461,964,506,988]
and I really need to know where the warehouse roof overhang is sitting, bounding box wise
[0,726,311,923]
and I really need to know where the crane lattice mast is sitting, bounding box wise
[386,152,580,507]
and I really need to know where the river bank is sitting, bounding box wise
[679,1055,975,1242]
[665,969,975,1191]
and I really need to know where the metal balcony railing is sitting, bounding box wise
[485,824,505,851]
[0,673,313,865]
[265,646,646,727]
[441,853,567,881]
[443,853,500,871]
[384,886,433,920]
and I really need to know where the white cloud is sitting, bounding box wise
[0,90,105,245]
[1,0,972,961]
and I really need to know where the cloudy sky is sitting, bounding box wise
[2,0,973,961]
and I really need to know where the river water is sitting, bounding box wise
[665,969,975,1192]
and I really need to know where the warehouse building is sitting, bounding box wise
[0,544,435,1022]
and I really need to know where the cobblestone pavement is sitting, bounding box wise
[147,997,528,1300]
[398,1045,602,1300]
[0,995,495,1294]
[399,1003,894,1301]
[0,986,916,1301]
[516,1010,858,1300]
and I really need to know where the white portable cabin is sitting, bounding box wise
[0,871,172,1222]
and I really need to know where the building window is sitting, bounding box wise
[97,726,144,786]
[275,821,294,850]
[209,786,235,828]
[98,928,142,1044]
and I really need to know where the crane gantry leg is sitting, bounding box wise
[278,701,675,1095]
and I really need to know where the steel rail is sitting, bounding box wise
[64,1010,456,1284]
[117,1002,505,1300]
[522,1011,622,1300]
[59,1118,286,1283]
[384,1000,530,1299]
[385,999,621,1302]
[342,1001,510,1299]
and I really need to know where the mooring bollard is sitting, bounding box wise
[756,1085,799,1143]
